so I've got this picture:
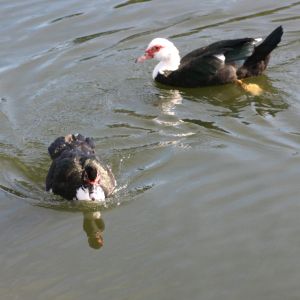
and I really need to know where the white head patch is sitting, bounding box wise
[147,38,177,53]
[147,38,181,79]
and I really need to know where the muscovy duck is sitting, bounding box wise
[136,26,283,94]
[46,134,116,202]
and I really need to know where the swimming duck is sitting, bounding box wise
[136,26,283,93]
[46,134,116,202]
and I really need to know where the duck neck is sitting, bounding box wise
[152,52,181,79]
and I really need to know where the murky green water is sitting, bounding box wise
[1,0,300,299]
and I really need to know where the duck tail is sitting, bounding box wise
[244,26,283,67]
[236,26,283,94]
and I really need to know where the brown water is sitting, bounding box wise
[1,0,300,299]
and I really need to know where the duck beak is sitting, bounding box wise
[135,51,153,63]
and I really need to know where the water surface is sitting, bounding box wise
[1,0,300,299]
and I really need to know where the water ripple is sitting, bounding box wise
[171,1,300,38]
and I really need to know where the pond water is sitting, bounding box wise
[1,0,300,299]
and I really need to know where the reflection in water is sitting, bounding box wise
[159,90,183,115]
[153,88,227,132]
[0,179,105,250]
[167,76,288,118]
[83,211,105,250]
[153,89,183,115]
[151,77,288,134]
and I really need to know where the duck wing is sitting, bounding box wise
[46,155,83,200]
[181,38,257,66]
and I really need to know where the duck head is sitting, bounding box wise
[76,165,105,202]
[136,38,180,79]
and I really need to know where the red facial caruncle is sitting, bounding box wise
[84,173,101,186]
[87,174,100,185]
[145,45,163,58]
[136,45,164,63]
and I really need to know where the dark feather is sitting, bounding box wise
[237,26,283,78]
[46,134,116,200]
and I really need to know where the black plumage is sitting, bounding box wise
[46,134,116,201]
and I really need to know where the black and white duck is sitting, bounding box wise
[136,26,283,94]
[46,134,116,202]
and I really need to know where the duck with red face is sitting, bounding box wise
[136,26,283,93]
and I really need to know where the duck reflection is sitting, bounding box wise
[155,76,288,117]
[152,89,183,115]
[82,211,105,250]
[190,77,288,117]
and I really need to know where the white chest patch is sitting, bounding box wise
[75,185,105,202]
[153,60,180,79]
